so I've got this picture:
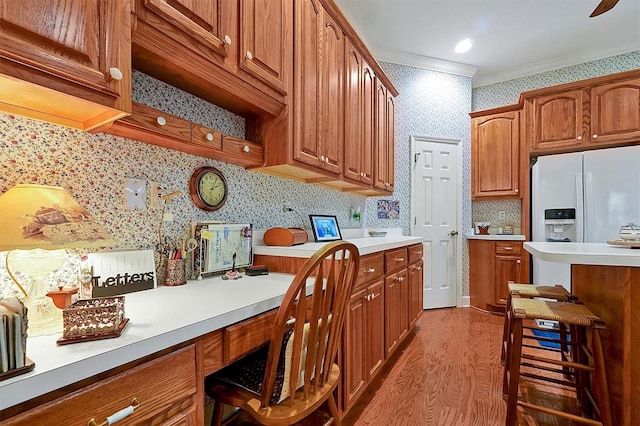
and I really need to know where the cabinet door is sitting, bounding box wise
[344,40,363,183]
[472,111,520,199]
[468,239,494,311]
[293,0,322,168]
[0,0,131,128]
[141,0,232,63]
[494,255,523,306]
[408,261,424,328]
[344,287,367,407]
[398,269,409,342]
[374,80,388,191]
[590,78,640,146]
[384,271,402,356]
[239,0,289,93]
[527,89,584,153]
[385,90,396,191]
[366,280,385,379]
[318,9,344,174]
[361,64,375,185]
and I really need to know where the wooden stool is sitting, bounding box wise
[501,282,575,365]
[503,298,612,426]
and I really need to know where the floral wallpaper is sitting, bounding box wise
[373,62,473,298]
[471,51,640,234]
[0,71,366,298]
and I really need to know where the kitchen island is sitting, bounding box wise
[0,236,422,423]
[524,242,640,426]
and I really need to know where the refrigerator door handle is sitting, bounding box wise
[576,172,584,242]
[583,171,594,243]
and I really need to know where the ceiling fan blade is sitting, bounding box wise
[590,0,619,17]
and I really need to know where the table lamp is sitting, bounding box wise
[0,184,118,337]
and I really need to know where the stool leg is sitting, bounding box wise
[502,305,515,397]
[505,318,524,426]
[558,321,570,376]
[501,294,512,365]
[591,328,613,426]
[211,401,224,426]
[572,324,591,416]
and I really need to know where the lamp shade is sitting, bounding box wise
[0,184,118,251]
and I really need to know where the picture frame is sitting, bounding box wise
[309,215,342,242]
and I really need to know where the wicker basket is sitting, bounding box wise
[61,297,126,341]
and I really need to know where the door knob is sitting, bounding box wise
[449,230,458,236]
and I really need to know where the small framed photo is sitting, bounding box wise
[309,215,342,242]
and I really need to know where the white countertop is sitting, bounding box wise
[524,242,640,267]
[254,236,423,257]
[465,234,526,241]
[0,273,300,411]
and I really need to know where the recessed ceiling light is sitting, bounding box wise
[455,38,473,53]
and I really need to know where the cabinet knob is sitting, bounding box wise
[515,188,519,193]
[577,135,583,141]
[206,132,214,141]
[517,259,522,264]
[246,51,253,60]
[109,67,123,81]
[243,145,250,153]
[156,116,166,126]
[417,266,422,271]
[224,35,232,45]
[592,134,598,139]
[398,276,405,282]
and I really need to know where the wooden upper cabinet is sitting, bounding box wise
[472,110,520,199]
[589,77,640,146]
[140,0,234,66]
[239,0,289,94]
[344,39,374,188]
[525,73,640,154]
[0,0,131,130]
[526,89,584,153]
[293,0,343,175]
[374,79,395,193]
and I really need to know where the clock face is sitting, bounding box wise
[190,167,228,211]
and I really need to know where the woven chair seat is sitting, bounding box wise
[511,298,604,328]
[508,283,573,301]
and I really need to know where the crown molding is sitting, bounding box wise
[373,48,479,78]
[473,44,640,88]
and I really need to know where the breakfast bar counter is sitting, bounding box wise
[524,242,640,426]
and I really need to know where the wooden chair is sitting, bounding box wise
[205,241,360,426]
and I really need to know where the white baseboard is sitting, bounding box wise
[460,296,470,307]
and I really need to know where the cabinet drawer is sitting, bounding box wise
[385,247,408,273]
[124,102,192,142]
[5,346,197,425]
[355,252,384,288]
[201,329,224,376]
[222,135,264,168]
[408,243,424,264]
[191,125,223,150]
[495,242,522,255]
[224,309,277,362]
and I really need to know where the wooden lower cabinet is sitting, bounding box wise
[3,346,200,425]
[408,260,424,329]
[384,269,408,357]
[469,239,528,312]
[343,279,384,408]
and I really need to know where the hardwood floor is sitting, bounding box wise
[342,307,576,426]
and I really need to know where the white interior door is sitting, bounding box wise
[411,136,460,309]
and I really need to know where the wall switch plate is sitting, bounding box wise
[125,178,147,209]
[498,210,506,220]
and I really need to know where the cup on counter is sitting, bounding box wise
[165,259,186,286]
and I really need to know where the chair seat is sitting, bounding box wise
[511,298,603,328]
[508,283,573,301]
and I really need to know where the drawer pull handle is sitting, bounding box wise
[206,132,214,141]
[88,398,140,426]
[243,145,250,153]
[156,116,166,126]
[364,268,376,273]
[502,247,513,250]
[397,277,405,282]
[394,257,405,262]
[414,251,423,255]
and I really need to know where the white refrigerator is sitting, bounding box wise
[532,145,640,291]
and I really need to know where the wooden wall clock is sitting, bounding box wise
[189,166,228,211]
